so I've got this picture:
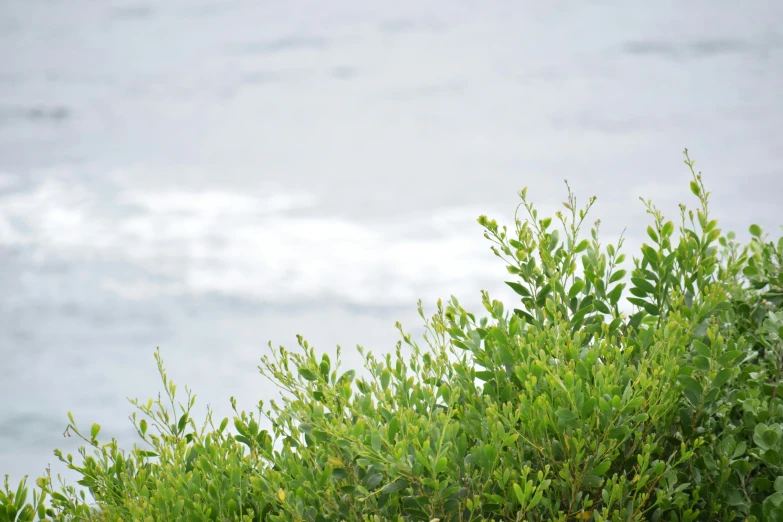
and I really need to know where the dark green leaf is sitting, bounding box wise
[556,409,577,422]
[607,283,624,305]
[505,281,531,297]
[631,277,656,295]
[712,369,732,389]
[380,479,408,495]
[568,280,585,300]
[692,356,710,371]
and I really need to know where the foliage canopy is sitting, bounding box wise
[3,150,783,521]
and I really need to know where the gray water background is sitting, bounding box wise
[1,0,782,484]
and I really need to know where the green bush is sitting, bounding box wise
[3,150,783,521]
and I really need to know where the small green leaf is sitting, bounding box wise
[732,442,746,459]
[366,473,383,489]
[434,457,448,474]
[712,369,732,389]
[380,369,391,391]
[594,299,611,314]
[568,280,585,299]
[628,297,658,316]
[690,181,700,196]
[556,409,577,422]
[631,277,656,295]
[592,460,611,476]
[371,432,382,452]
[574,239,590,253]
[528,489,544,509]
[609,269,627,284]
[678,375,703,404]
[581,397,597,418]
[513,483,525,505]
[340,370,356,385]
[607,283,624,304]
[172,499,184,518]
[749,224,762,237]
[381,479,408,495]
[90,423,100,439]
[484,444,496,466]
[647,226,659,244]
[692,339,711,358]
[506,281,531,297]
[298,368,319,382]
[692,356,710,371]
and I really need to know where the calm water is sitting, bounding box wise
[1,0,782,483]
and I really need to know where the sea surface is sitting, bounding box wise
[1,0,782,484]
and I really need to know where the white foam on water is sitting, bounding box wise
[0,169,500,308]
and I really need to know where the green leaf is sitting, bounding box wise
[90,423,100,439]
[366,473,383,489]
[583,475,603,488]
[513,483,525,505]
[513,308,535,323]
[484,444,496,466]
[692,356,710,371]
[556,409,577,422]
[647,226,659,244]
[712,369,732,388]
[574,239,590,253]
[371,432,382,452]
[506,281,531,297]
[678,375,703,404]
[662,221,675,237]
[380,479,408,495]
[172,499,184,518]
[628,297,658,316]
[608,283,624,304]
[581,397,597,418]
[298,368,319,382]
[631,277,656,295]
[749,224,762,237]
[592,460,611,477]
[434,457,448,474]
[387,418,400,442]
[690,181,700,196]
[732,441,747,459]
[594,299,611,314]
[692,339,711,358]
[529,489,544,509]
[609,269,627,284]
[568,280,585,299]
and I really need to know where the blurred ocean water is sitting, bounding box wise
[1,0,781,482]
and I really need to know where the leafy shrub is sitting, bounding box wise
[2,150,782,521]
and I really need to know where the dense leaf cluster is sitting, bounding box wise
[3,151,783,521]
